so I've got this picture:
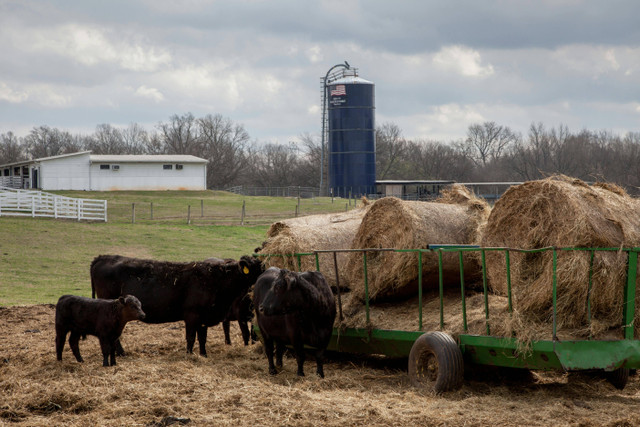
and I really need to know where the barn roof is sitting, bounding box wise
[0,151,92,168]
[0,152,209,169]
[90,154,208,164]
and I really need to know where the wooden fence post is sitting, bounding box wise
[241,200,246,225]
[187,205,191,225]
[150,202,153,220]
[131,203,135,224]
[201,199,204,217]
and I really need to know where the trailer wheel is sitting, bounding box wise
[408,331,463,393]
[607,367,629,390]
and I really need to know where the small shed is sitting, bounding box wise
[0,151,208,191]
[375,180,456,200]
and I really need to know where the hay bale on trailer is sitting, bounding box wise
[259,201,371,288]
[344,186,491,304]
[481,175,640,336]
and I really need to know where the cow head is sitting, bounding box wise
[258,269,302,316]
[118,295,146,322]
[238,255,264,287]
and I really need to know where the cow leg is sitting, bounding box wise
[99,337,113,367]
[264,336,278,375]
[238,321,250,346]
[55,327,67,361]
[222,320,232,345]
[114,338,126,357]
[184,319,197,354]
[275,341,285,370]
[196,325,208,357]
[315,348,326,378]
[69,332,83,363]
[293,341,306,377]
[250,323,258,343]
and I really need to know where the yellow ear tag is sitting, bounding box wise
[243,266,249,274]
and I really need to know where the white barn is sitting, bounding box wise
[0,151,208,191]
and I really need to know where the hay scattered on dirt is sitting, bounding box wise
[1,304,639,427]
[259,200,370,288]
[344,189,490,304]
[481,175,640,337]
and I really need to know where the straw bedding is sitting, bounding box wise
[344,186,490,304]
[259,201,371,288]
[2,304,640,427]
[480,175,640,338]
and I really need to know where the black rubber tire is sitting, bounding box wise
[607,367,629,390]
[408,331,464,393]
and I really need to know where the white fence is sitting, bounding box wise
[0,187,107,222]
[0,176,23,189]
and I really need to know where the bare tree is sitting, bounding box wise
[296,132,321,187]
[249,143,301,187]
[407,139,474,181]
[465,121,519,167]
[158,113,202,155]
[121,123,149,154]
[0,132,25,164]
[376,122,408,179]
[198,114,251,188]
[143,131,166,155]
[23,126,78,159]
[86,124,125,154]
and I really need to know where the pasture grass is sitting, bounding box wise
[54,189,356,225]
[1,190,361,306]
[0,216,268,305]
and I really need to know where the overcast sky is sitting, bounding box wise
[1,0,639,145]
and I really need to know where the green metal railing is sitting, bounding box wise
[256,246,640,370]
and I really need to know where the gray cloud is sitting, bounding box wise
[1,0,638,142]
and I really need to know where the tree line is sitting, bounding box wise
[2,113,639,194]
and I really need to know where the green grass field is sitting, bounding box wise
[55,189,357,225]
[1,190,359,306]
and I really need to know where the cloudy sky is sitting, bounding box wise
[1,0,639,145]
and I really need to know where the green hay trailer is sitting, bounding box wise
[255,245,640,393]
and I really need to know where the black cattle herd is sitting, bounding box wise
[55,253,337,377]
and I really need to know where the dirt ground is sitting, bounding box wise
[1,304,639,427]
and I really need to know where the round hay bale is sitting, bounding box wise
[258,203,371,288]
[344,191,490,304]
[481,175,640,336]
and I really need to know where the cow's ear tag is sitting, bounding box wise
[243,266,249,274]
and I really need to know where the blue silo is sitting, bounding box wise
[328,73,376,198]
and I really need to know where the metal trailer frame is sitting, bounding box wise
[255,245,640,391]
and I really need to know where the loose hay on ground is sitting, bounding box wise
[480,175,640,338]
[1,305,639,426]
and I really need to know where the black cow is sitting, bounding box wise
[91,254,263,357]
[204,257,255,346]
[253,267,336,378]
[55,294,145,367]
[222,293,254,345]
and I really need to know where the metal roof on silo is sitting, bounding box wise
[330,76,374,85]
